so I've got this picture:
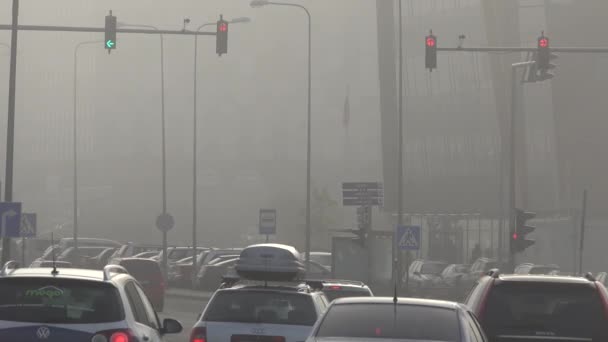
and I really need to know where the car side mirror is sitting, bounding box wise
[161,318,183,335]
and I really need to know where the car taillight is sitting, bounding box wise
[91,329,136,342]
[328,285,341,290]
[271,337,285,342]
[190,327,207,342]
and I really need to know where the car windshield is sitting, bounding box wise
[483,282,608,340]
[421,263,447,275]
[316,303,459,341]
[0,278,123,323]
[204,291,316,326]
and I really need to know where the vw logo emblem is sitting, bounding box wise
[36,326,51,339]
[252,327,265,334]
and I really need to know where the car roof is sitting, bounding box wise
[218,284,318,295]
[332,296,461,309]
[494,274,594,284]
[4,267,129,283]
[321,280,369,288]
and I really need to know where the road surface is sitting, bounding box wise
[160,295,209,342]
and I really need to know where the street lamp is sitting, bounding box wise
[250,0,313,271]
[73,40,102,256]
[191,17,250,287]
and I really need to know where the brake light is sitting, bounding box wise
[110,332,129,342]
[271,337,285,342]
[329,285,341,290]
[190,327,207,342]
[92,329,135,342]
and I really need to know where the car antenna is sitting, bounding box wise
[50,232,58,275]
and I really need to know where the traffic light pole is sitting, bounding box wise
[0,25,215,36]
[508,61,535,269]
[0,20,215,264]
[2,0,19,265]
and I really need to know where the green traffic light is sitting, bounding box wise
[106,39,115,48]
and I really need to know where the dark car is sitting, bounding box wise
[465,269,608,341]
[197,257,239,290]
[56,246,110,268]
[113,257,166,312]
[306,297,487,342]
[317,280,373,302]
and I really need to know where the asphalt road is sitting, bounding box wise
[160,295,209,342]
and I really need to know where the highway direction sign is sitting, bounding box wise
[342,182,384,207]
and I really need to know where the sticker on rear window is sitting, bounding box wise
[25,286,65,299]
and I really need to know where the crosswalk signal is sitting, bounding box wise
[216,15,228,56]
[105,11,117,53]
[510,209,536,253]
[425,33,437,70]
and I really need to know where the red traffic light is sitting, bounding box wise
[538,37,548,48]
[426,36,436,47]
[218,22,228,32]
[512,233,518,240]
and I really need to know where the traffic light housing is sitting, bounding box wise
[104,11,117,53]
[510,209,536,253]
[216,15,228,56]
[425,34,437,70]
[536,34,557,81]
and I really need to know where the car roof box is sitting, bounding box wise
[235,243,305,281]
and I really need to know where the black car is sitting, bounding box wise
[465,269,608,341]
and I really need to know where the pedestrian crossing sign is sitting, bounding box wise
[396,225,420,251]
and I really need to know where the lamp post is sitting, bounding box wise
[73,40,102,255]
[192,17,250,287]
[250,0,312,270]
[117,22,170,276]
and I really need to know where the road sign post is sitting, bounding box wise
[396,225,421,294]
[259,209,277,238]
[155,213,174,279]
[19,213,36,266]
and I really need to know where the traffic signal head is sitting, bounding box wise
[105,11,117,52]
[425,34,437,70]
[511,208,536,253]
[216,15,229,56]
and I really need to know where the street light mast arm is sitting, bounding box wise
[266,2,311,21]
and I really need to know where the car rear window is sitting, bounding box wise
[316,303,459,340]
[0,278,123,323]
[120,260,162,282]
[323,288,372,302]
[204,291,317,326]
[483,282,608,340]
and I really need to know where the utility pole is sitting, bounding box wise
[396,0,405,295]
[2,0,20,264]
[578,189,587,275]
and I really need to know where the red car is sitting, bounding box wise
[115,257,166,312]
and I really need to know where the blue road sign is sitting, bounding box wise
[0,202,22,238]
[396,225,420,251]
[20,213,37,238]
[259,209,277,235]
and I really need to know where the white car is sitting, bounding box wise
[190,243,329,342]
[0,261,183,341]
[191,282,328,342]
